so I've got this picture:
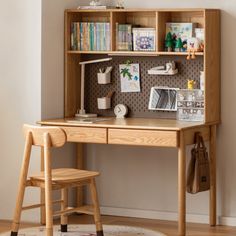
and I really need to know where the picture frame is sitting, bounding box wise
[148,87,179,111]
[132,28,156,51]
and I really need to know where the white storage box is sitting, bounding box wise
[97,72,111,84]
[97,97,111,109]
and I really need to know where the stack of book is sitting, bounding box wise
[71,22,111,51]
[116,23,133,51]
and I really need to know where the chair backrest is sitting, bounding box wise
[23,124,66,147]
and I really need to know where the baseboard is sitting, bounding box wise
[101,206,236,226]
[219,217,236,226]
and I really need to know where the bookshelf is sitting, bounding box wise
[64,8,220,125]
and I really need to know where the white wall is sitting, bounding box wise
[0,0,42,220]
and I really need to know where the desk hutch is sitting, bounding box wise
[39,8,220,236]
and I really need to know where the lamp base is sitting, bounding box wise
[75,113,97,118]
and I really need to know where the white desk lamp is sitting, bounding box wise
[75,57,112,118]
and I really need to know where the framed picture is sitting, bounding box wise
[148,87,179,111]
[132,28,156,51]
[119,63,141,92]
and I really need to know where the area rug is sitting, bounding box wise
[1,224,166,236]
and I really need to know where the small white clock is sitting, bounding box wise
[114,104,128,118]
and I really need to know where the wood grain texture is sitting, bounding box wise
[108,129,178,147]
[31,168,99,183]
[77,144,84,208]
[183,125,210,145]
[38,117,208,131]
[178,130,186,236]
[204,9,221,123]
[62,126,107,143]
[209,125,217,226]
[3,215,236,236]
[11,132,32,233]
[23,125,66,147]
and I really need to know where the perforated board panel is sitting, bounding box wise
[83,55,203,118]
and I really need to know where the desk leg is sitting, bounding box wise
[210,125,217,226]
[40,147,46,225]
[77,143,84,207]
[178,131,186,236]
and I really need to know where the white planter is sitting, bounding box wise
[97,72,111,84]
[97,97,111,109]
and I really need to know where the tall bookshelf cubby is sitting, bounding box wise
[64,8,220,124]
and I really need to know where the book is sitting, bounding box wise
[71,22,110,51]
[116,23,132,51]
[77,5,116,10]
[132,28,156,51]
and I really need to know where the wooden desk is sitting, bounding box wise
[38,117,217,236]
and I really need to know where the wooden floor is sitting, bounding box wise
[1,215,236,236]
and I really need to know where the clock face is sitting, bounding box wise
[114,104,128,118]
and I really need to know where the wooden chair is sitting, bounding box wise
[11,125,103,236]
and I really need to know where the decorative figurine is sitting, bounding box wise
[187,79,196,90]
[165,32,174,52]
[148,61,178,75]
[186,37,203,60]
[175,37,183,52]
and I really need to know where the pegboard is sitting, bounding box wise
[83,54,203,119]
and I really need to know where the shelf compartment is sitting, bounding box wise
[157,10,205,51]
[111,11,157,51]
[65,11,111,52]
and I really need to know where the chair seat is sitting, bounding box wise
[30,168,99,183]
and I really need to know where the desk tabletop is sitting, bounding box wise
[38,117,209,131]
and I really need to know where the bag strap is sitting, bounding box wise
[194,132,206,149]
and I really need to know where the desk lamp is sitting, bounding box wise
[75,57,112,118]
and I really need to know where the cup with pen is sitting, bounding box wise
[97,66,113,84]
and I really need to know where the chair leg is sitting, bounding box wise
[10,183,27,236]
[44,133,53,236]
[11,132,32,236]
[90,178,103,236]
[60,188,68,232]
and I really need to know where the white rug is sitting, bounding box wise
[2,224,166,236]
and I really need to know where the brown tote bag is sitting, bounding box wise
[187,133,210,194]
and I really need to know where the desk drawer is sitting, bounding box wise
[108,129,178,147]
[62,127,107,144]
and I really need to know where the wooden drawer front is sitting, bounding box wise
[62,127,107,144]
[108,129,178,147]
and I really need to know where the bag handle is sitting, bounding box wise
[194,132,206,149]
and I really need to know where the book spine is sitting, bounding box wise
[84,22,88,51]
[106,23,110,50]
[96,23,100,51]
[71,22,77,50]
[71,23,74,50]
[80,22,83,51]
[93,23,97,51]
[116,23,119,50]
[76,23,80,51]
[100,23,104,50]
[90,22,94,51]
[127,24,132,51]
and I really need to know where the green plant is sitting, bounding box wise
[120,67,132,80]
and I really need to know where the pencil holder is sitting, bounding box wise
[97,97,111,109]
[97,72,111,84]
